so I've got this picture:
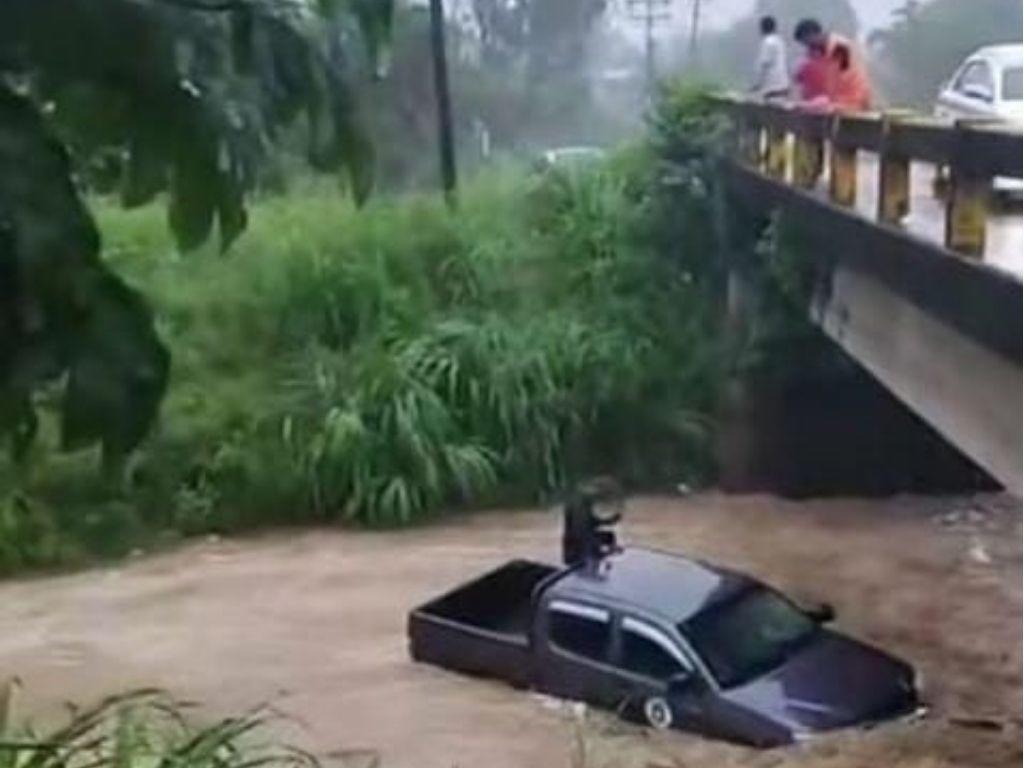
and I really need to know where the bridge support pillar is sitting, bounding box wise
[739,121,762,169]
[878,155,910,225]
[792,136,823,189]
[945,172,988,257]
[765,128,787,180]
[829,145,857,208]
[945,120,994,257]
[878,113,913,225]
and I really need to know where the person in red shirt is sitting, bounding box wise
[794,18,872,111]
[794,40,831,106]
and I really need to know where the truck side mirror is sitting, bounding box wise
[805,602,836,624]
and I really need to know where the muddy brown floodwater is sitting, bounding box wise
[0,493,1020,768]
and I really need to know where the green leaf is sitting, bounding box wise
[121,134,168,209]
[217,176,248,252]
[340,122,375,205]
[168,149,218,252]
[60,273,169,462]
[0,393,38,463]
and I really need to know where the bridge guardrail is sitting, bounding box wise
[710,94,1024,258]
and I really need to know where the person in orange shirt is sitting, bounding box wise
[793,18,872,111]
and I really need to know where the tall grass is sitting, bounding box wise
[0,686,340,767]
[0,153,725,569]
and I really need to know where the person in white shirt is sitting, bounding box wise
[750,16,790,100]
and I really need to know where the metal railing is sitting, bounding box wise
[711,95,1023,258]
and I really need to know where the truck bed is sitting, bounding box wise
[408,560,560,687]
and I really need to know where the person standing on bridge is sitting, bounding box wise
[794,37,831,107]
[793,18,872,111]
[750,16,790,100]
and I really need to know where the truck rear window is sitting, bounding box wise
[549,603,611,661]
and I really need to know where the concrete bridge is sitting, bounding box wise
[713,98,1022,496]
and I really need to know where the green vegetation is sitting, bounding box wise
[1,2,692,579]
[0,141,727,573]
[0,686,339,767]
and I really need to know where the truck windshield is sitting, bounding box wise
[681,587,817,689]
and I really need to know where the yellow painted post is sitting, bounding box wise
[944,122,990,257]
[829,144,858,207]
[792,134,823,189]
[741,120,763,169]
[879,156,911,223]
[765,127,788,180]
[877,114,911,225]
[945,171,988,257]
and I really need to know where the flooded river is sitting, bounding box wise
[0,493,1020,768]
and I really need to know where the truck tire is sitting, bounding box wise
[643,696,673,730]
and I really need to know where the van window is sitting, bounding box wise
[1003,66,1023,102]
[548,601,611,662]
[955,60,995,99]
[619,618,689,680]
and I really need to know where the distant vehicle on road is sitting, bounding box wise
[935,44,1023,197]
[533,146,606,173]
[408,520,919,746]
[935,44,1023,125]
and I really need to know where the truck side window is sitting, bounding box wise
[620,618,690,680]
[548,601,611,662]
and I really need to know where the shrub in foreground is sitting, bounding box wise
[0,686,342,768]
[0,155,724,564]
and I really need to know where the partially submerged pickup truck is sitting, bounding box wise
[409,531,918,746]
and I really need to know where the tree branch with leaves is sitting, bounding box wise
[0,0,392,470]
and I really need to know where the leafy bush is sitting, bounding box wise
[0,494,66,575]
[0,149,725,563]
[0,686,340,768]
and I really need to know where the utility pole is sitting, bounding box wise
[688,0,703,65]
[626,0,672,101]
[428,0,457,206]
[643,1,655,95]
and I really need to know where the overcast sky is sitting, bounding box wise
[702,0,909,32]
[613,0,915,40]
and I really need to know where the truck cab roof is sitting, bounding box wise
[546,547,753,624]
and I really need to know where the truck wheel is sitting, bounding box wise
[643,696,673,730]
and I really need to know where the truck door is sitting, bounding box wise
[537,600,621,708]
[608,616,709,730]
